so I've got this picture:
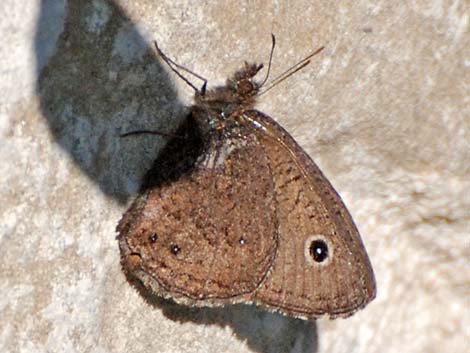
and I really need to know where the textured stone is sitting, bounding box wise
[1,1,469,352]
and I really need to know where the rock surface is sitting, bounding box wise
[1,1,468,353]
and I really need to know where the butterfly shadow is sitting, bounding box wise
[35,1,318,351]
[125,269,318,353]
[34,0,186,204]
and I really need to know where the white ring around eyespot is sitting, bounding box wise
[304,234,334,267]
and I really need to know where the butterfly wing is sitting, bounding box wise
[244,111,376,319]
[118,118,278,304]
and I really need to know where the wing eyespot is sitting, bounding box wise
[304,234,334,267]
[171,244,181,255]
[149,233,158,243]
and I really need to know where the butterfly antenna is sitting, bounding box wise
[259,45,325,96]
[154,41,208,95]
[259,34,276,87]
[120,129,185,140]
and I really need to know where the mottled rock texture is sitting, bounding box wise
[1,1,468,353]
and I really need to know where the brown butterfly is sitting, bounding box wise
[117,35,376,320]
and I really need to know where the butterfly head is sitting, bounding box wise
[194,62,264,121]
[230,62,264,97]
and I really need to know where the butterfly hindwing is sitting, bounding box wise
[118,121,278,303]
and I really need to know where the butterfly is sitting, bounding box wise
[117,35,376,320]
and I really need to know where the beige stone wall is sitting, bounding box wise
[1,1,468,352]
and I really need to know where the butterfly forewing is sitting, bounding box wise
[244,111,376,319]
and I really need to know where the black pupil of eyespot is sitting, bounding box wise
[309,240,328,262]
[149,233,158,243]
